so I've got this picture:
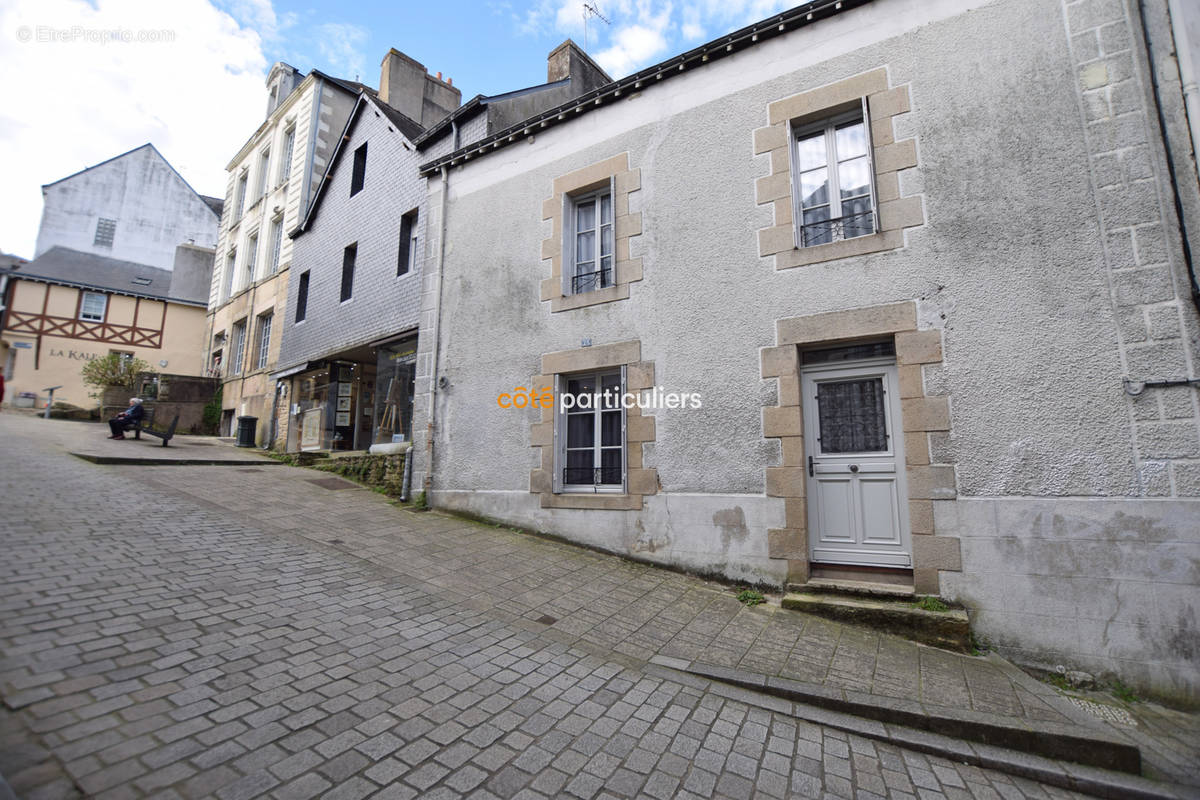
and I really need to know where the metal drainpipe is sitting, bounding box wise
[424,120,458,497]
[1138,0,1200,317]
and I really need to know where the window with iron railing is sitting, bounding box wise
[557,369,625,493]
[567,188,614,295]
[792,108,877,247]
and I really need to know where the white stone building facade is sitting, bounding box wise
[35,144,220,271]
[203,63,360,439]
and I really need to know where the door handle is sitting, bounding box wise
[808,456,814,477]
[849,464,859,473]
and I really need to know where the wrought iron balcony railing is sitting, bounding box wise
[800,210,875,247]
[563,466,622,489]
[571,267,613,294]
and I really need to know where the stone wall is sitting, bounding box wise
[312,452,407,496]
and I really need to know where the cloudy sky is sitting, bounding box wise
[0,0,793,260]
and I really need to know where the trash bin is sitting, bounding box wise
[15,392,36,408]
[235,415,258,447]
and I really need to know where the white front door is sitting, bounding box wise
[801,359,911,567]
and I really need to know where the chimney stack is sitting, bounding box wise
[379,49,463,128]
[547,39,611,87]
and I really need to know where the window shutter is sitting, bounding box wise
[561,192,572,296]
[609,176,617,287]
[786,118,801,249]
[861,95,880,235]
[620,365,628,493]
[552,373,563,493]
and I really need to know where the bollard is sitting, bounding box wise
[42,385,62,419]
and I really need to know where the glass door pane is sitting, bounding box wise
[816,378,888,454]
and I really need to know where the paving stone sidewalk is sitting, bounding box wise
[1,417,1195,799]
[112,424,1200,785]
[150,469,1200,780]
[134,455,1091,715]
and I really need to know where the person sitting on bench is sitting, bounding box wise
[108,398,144,439]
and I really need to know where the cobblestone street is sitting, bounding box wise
[0,417,1183,799]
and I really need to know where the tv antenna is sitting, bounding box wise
[582,2,610,52]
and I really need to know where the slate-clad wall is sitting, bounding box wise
[281,105,425,367]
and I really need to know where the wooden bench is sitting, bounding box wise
[129,407,181,447]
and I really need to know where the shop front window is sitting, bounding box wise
[374,339,417,445]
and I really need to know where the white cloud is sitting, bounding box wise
[219,0,278,39]
[0,0,269,259]
[516,0,792,78]
[594,22,670,77]
[680,7,704,41]
[315,22,368,83]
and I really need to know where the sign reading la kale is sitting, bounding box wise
[49,349,100,361]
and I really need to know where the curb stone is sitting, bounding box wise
[70,452,285,466]
[667,657,1140,772]
[645,658,1196,800]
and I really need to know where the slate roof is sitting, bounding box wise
[201,195,225,217]
[1,252,27,271]
[363,89,426,142]
[419,0,870,174]
[11,247,205,306]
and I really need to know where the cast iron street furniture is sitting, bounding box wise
[128,407,180,446]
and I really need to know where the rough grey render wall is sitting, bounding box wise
[933,0,1200,706]
[168,244,215,304]
[1061,0,1200,497]
[938,496,1199,706]
[424,0,1159,500]
[412,0,1199,698]
[280,105,425,367]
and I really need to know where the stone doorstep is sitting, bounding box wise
[781,592,970,652]
[790,577,917,601]
[648,658,1162,798]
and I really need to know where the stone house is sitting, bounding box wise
[407,0,1200,703]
